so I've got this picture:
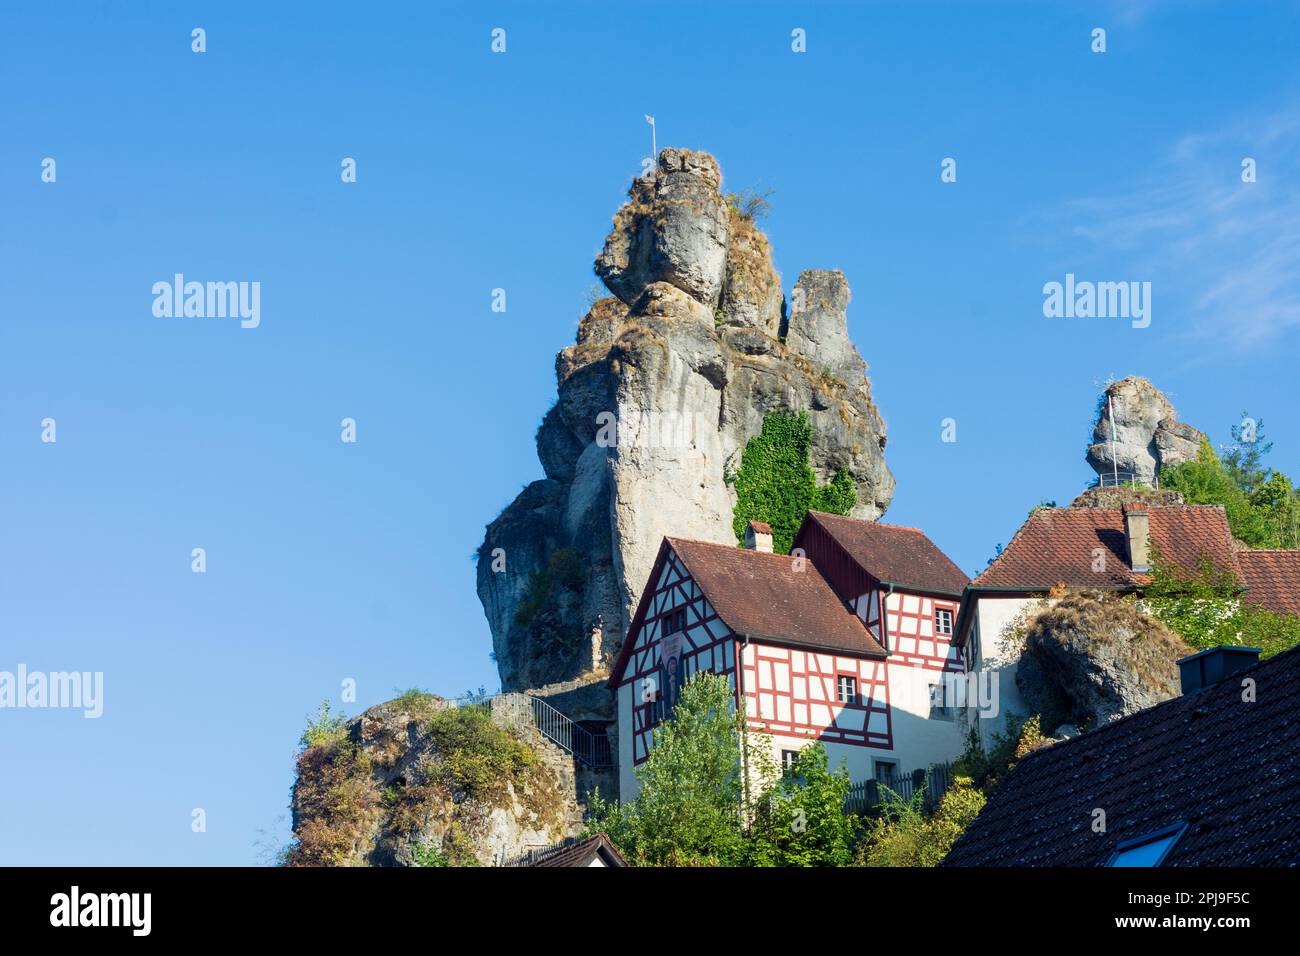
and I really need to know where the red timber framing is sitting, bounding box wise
[741,642,892,748]
[613,543,737,766]
[878,591,963,673]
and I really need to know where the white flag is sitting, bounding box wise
[645,114,655,125]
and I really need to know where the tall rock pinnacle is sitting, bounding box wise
[477,149,895,704]
[1086,376,1206,486]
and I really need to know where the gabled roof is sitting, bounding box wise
[667,537,887,657]
[526,833,627,867]
[943,643,1300,867]
[802,511,969,596]
[1239,550,1300,616]
[973,505,1240,591]
[610,536,886,686]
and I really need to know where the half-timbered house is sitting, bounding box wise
[609,513,970,801]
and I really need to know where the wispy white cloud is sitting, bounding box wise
[1044,108,1300,350]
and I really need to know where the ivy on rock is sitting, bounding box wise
[729,410,856,554]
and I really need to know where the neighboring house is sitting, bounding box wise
[608,513,969,802]
[943,644,1300,866]
[524,833,628,868]
[955,503,1258,744]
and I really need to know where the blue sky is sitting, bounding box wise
[2,1,1297,864]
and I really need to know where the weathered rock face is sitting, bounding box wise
[1086,377,1206,485]
[285,696,581,867]
[1015,592,1192,733]
[1069,486,1185,509]
[478,149,895,700]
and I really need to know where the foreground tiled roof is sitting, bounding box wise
[943,643,1300,866]
[973,505,1240,590]
[804,512,969,595]
[1239,550,1300,616]
[668,538,886,657]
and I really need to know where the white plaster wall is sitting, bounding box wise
[970,595,1046,747]
[885,663,967,770]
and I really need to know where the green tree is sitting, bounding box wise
[746,744,860,866]
[587,671,749,865]
[730,410,856,554]
[1162,419,1300,549]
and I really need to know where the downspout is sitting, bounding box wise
[881,584,894,655]
[738,635,751,817]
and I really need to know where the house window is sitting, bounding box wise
[837,675,857,704]
[873,760,899,783]
[781,750,799,773]
[1106,824,1188,867]
[663,609,686,635]
[935,608,954,636]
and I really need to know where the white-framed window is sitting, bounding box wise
[837,675,857,704]
[935,607,954,636]
[781,749,799,773]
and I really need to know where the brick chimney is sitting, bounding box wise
[1176,646,1261,695]
[744,520,773,553]
[1123,502,1151,573]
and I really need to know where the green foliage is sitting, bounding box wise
[514,547,585,626]
[747,744,861,866]
[1162,427,1300,549]
[299,699,350,750]
[620,671,748,865]
[724,188,773,221]
[1143,545,1300,658]
[859,776,985,867]
[730,410,856,553]
[424,706,542,805]
[411,843,449,867]
[951,714,1050,791]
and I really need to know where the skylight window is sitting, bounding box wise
[1106,824,1187,867]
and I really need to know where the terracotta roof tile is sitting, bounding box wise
[943,644,1300,866]
[1239,550,1300,616]
[973,505,1240,590]
[804,512,969,595]
[667,537,886,657]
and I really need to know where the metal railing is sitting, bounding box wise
[447,692,614,770]
[844,762,953,814]
[1096,471,1158,490]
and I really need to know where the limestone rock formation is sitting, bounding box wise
[284,695,584,867]
[1015,592,1192,733]
[478,148,895,700]
[1086,377,1206,485]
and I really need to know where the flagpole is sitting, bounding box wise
[645,114,656,162]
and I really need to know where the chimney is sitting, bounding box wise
[744,521,774,553]
[1123,502,1151,573]
[1176,646,1261,695]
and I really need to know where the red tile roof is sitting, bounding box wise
[973,505,1240,590]
[1239,550,1300,616]
[666,537,887,657]
[803,512,969,595]
[944,644,1300,866]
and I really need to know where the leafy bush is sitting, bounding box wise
[859,776,985,867]
[1143,546,1300,658]
[746,744,860,866]
[724,188,773,221]
[730,410,856,554]
[299,699,350,750]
